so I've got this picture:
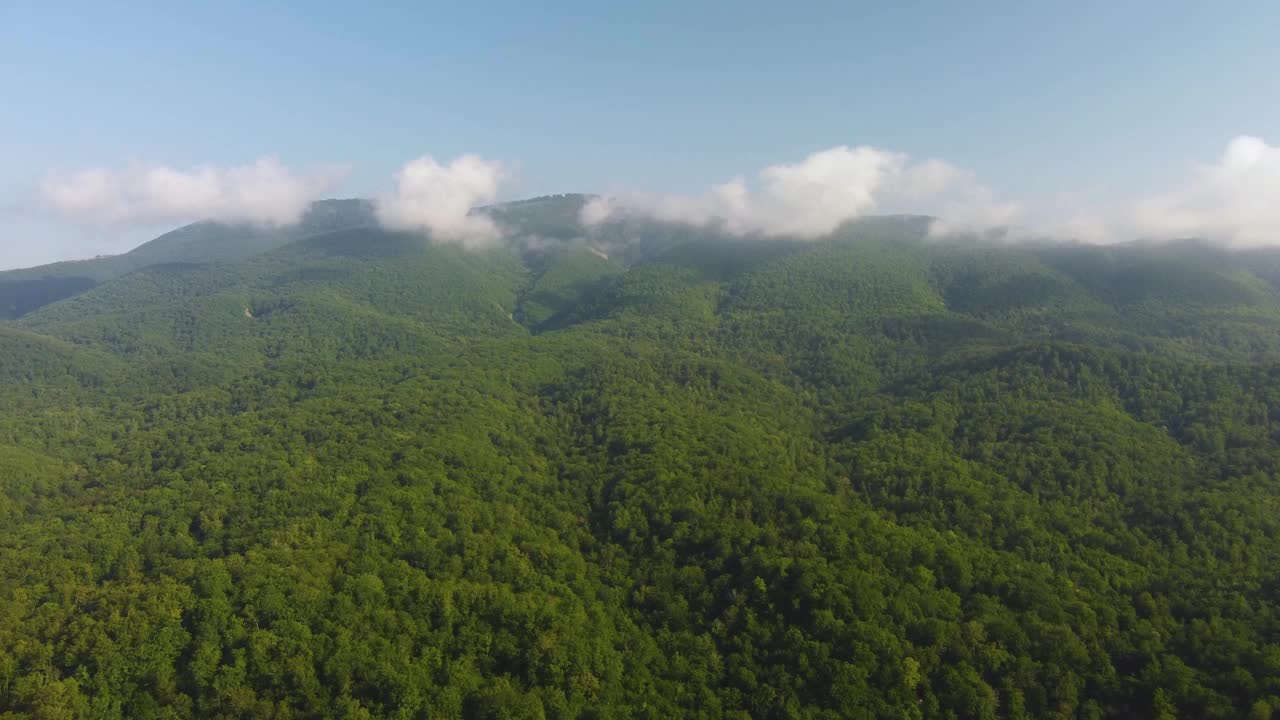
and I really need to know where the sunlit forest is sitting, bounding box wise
[3,196,1280,719]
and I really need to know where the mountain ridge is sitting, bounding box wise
[0,198,376,319]
[4,202,1280,717]
[17,190,1276,323]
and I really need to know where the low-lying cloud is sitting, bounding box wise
[1125,136,1280,247]
[31,136,1280,253]
[375,154,507,248]
[582,145,1015,239]
[933,135,1280,247]
[41,158,343,227]
[581,136,1280,248]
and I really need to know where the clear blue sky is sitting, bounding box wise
[2,0,1278,267]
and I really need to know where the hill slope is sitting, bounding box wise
[2,204,1280,719]
[0,199,375,319]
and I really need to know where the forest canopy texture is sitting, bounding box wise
[2,196,1280,719]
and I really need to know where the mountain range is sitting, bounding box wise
[2,195,1280,718]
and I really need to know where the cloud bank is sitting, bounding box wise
[934,135,1280,247]
[1125,136,1280,247]
[30,135,1280,253]
[41,158,343,226]
[581,136,1280,248]
[375,154,507,248]
[582,145,1014,239]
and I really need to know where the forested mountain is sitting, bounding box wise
[0,199,375,320]
[3,195,1280,719]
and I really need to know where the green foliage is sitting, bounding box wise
[516,247,622,330]
[3,207,1280,718]
[0,199,375,320]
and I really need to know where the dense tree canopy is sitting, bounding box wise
[2,196,1280,718]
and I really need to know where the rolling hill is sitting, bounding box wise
[0,199,376,320]
[3,196,1280,719]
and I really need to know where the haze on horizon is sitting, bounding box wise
[2,1,1279,269]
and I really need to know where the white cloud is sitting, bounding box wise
[583,136,1280,248]
[581,145,1013,239]
[1125,136,1280,247]
[375,154,507,248]
[41,158,343,226]
[931,136,1280,246]
[34,135,1280,254]
[580,195,620,226]
[924,179,1022,239]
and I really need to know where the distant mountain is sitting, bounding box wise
[0,198,375,319]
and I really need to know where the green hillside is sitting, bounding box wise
[0,199,375,320]
[3,201,1280,719]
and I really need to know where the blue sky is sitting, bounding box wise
[3,1,1279,267]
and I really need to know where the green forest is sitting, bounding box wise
[2,195,1280,719]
